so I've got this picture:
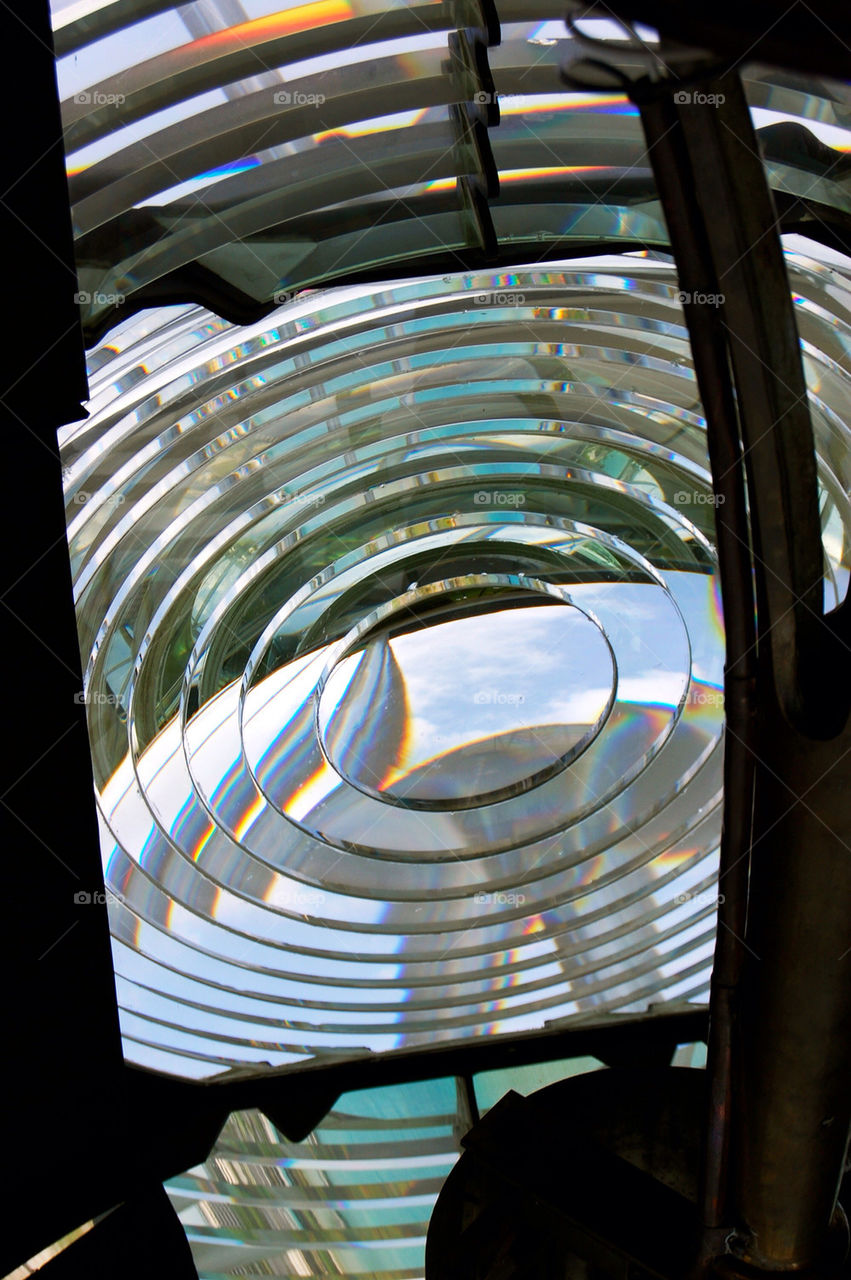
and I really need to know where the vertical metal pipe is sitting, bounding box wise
[631,85,757,1243]
[734,711,851,1268]
[632,68,851,1268]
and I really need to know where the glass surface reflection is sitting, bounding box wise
[60,254,851,1078]
[317,591,616,809]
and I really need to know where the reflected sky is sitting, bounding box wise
[319,598,616,806]
[59,255,851,1080]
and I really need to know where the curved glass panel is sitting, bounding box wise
[50,1,851,340]
[166,1082,465,1279]
[60,252,851,1079]
[164,1049,712,1278]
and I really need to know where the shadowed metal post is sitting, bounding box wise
[636,66,851,1271]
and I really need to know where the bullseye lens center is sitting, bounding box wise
[316,581,616,810]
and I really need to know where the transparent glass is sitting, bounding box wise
[61,253,851,1078]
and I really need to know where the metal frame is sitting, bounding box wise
[631,63,851,1272]
[4,0,851,1275]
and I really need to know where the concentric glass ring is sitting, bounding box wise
[310,575,618,811]
[61,251,851,1078]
